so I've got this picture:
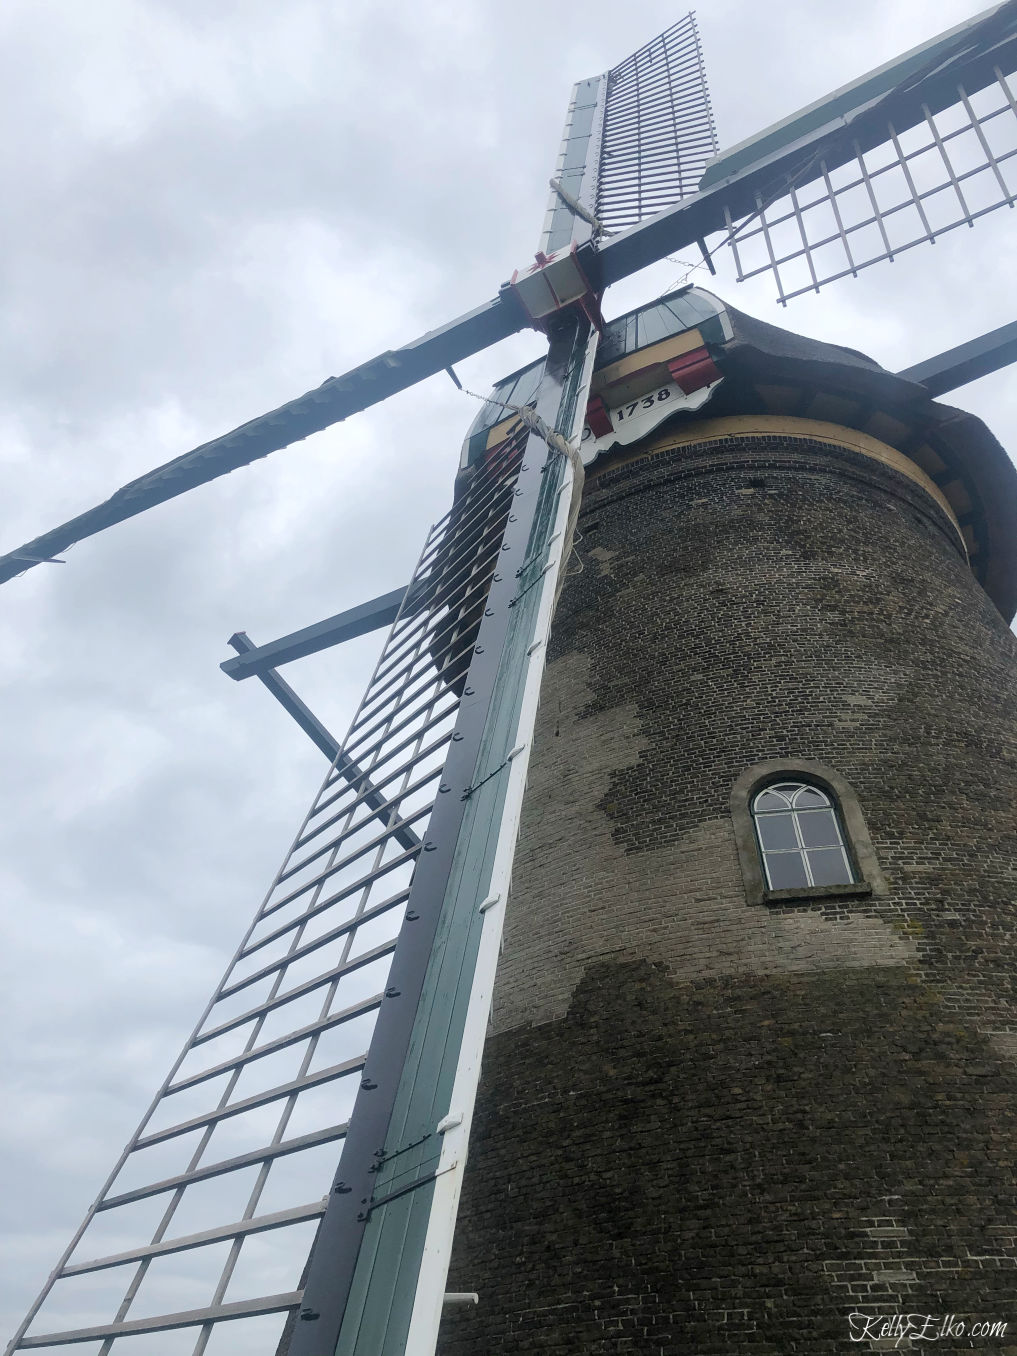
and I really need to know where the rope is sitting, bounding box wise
[454,381,576,460]
[453,381,586,608]
[548,178,616,239]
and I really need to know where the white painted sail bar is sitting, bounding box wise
[403,328,599,1355]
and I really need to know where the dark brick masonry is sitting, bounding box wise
[439,430,1017,1355]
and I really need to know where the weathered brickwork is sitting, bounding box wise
[439,431,1017,1355]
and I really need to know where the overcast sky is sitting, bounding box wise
[2,0,1016,1348]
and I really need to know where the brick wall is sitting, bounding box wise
[439,430,1017,1355]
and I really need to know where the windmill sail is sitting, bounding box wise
[541,12,718,254]
[596,13,718,232]
[707,0,1017,303]
[6,315,596,1356]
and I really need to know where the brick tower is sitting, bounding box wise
[440,291,1017,1353]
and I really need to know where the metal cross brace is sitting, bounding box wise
[222,587,408,680]
[226,632,420,853]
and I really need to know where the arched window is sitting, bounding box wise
[731,760,886,905]
[751,781,854,891]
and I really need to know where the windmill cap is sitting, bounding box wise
[465,286,1017,622]
[715,301,1017,623]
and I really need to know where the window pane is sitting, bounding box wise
[797,809,842,848]
[764,851,809,890]
[792,786,829,809]
[756,814,798,851]
[754,789,791,812]
[807,847,854,886]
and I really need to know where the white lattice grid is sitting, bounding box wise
[9,436,526,1356]
[596,11,719,233]
[722,69,1017,305]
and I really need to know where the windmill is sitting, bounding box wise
[5,3,1017,1354]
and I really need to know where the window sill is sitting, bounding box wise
[763,882,873,906]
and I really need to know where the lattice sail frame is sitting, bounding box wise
[7,422,536,1355]
[716,15,1017,304]
[597,12,718,232]
[540,11,718,254]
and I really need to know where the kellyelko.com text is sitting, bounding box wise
[849,1313,1008,1345]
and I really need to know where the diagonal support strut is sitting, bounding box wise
[226,633,420,853]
